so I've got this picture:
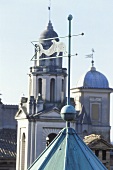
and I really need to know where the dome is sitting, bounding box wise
[77,66,109,88]
[39,20,59,46]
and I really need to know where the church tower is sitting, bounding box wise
[15,17,76,169]
[71,61,113,141]
[29,20,67,109]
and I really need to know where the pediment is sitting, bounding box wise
[37,109,61,120]
[88,139,113,149]
[15,107,28,119]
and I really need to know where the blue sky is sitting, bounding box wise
[0,0,113,141]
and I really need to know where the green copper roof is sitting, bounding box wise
[28,127,107,170]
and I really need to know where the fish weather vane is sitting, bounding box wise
[36,40,66,56]
[86,48,95,67]
[30,2,84,62]
[30,9,84,65]
[30,40,67,62]
[31,33,84,61]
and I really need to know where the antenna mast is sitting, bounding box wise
[48,0,51,21]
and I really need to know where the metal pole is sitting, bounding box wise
[67,14,73,105]
[66,14,73,128]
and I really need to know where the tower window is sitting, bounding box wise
[62,79,64,92]
[38,78,42,95]
[92,104,99,120]
[50,58,54,66]
[50,78,55,102]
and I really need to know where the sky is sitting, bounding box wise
[0,0,113,142]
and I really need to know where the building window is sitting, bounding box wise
[83,130,88,138]
[91,104,99,120]
[29,77,32,96]
[95,150,99,157]
[50,78,55,102]
[21,133,26,170]
[62,79,64,92]
[102,150,106,160]
[38,78,42,95]
[46,133,57,147]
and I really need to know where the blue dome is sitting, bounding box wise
[77,67,109,88]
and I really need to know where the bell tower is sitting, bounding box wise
[29,20,67,110]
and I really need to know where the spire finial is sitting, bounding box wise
[86,48,95,67]
[48,0,51,21]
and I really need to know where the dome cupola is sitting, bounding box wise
[77,66,109,88]
[39,20,59,47]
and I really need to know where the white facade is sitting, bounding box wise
[15,101,76,169]
[15,20,76,170]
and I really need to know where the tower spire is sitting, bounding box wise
[48,0,51,21]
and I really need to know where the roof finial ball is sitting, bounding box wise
[60,105,76,123]
[68,14,73,21]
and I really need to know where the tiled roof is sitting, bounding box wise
[84,134,101,145]
[0,129,17,158]
[84,134,113,149]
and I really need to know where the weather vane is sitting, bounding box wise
[48,0,51,21]
[86,48,95,67]
[30,5,84,62]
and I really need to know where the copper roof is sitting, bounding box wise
[28,127,107,170]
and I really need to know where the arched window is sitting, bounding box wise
[83,130,88,137]
[46,133,57,147]
[38,78,42,95]
[21,133,26,170]
[50,78,55,102]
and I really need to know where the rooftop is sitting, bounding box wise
[0,129,17,158]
